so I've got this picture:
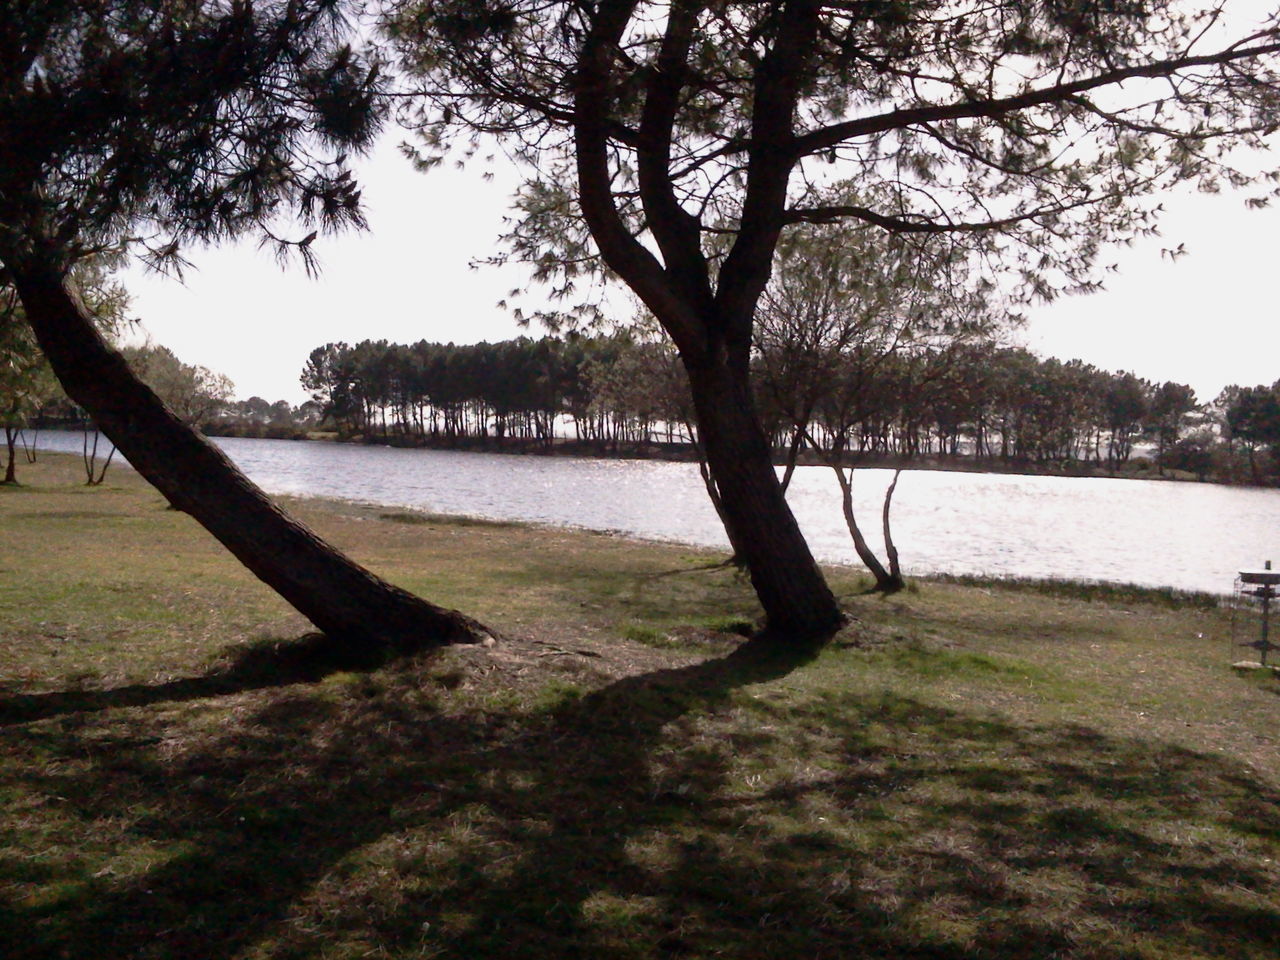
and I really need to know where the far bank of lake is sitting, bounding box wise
[202,426,1210,485]
[27,430,1280,596]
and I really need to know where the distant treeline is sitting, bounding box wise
[300,336,692,449]
[295,335,1280,485]
[203,397,324,439]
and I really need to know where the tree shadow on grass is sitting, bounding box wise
[0,631,421,727]
[3,632,1279,960]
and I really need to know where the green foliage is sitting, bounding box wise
[1217,381,1280,484]
[754,222,1015,458]
[295,327,1278,489]
[0,298,51,427]
[298,334,691,446]
[388,0,1280,316]
[1101,371,1148,465]
[202,397,324,439]
[1228,385,1280,446]
[1159,431,1219,482]
[0,261,134,481]
[118,343,234,427]
[0,0,385,274]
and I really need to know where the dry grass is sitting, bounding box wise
[1,453,1278,959]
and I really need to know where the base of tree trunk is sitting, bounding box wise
[685,357,844,640]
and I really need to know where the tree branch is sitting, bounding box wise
[572,0,706,355]
[791,37,1280,160]
[637,0,714,310]
[784,190,1124,234]
[715,0,821,347]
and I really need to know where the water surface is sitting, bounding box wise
[28,431,1279,595]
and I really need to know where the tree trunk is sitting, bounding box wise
[22,426,39,463]
[880,468,905,590]
[683,353,843,637]
[695,453,748,566]
[830,464,899,592]
[3,424,16,484]
[82,427,117,485]
[10,251,490,650]
[778,422,807,496]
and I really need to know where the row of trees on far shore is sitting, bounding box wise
[299,335,689,448]
[11,321,1276,489]
[294,334,1280,486]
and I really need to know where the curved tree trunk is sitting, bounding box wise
[778,420,808,496]
[22,427,39,463]
[880,468,905,590]
[694,454,747,566]
[803,425,902,593]
[10,249,490,651]
[81,426,116,485]
[830,463,899,592]
[684,352,843,637]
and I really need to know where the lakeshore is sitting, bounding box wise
[1,453,1278,959]
[216,426,1217,485]
[27,417,1251,485]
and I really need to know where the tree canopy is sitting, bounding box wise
[121,342,235,426]
[388,0,1280,310]
[386,0,1280,635]
[0,0,382,274]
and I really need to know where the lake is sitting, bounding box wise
[25,430,1280,595]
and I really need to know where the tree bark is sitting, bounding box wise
[830,463,897,592]
[880,468,905,590]
[3,424,16,483]
[10,250,490,650]
[684,349,843,637]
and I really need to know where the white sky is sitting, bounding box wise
[121,142,532,406]
[122,108,1280,410]
[1027,186,1280,403]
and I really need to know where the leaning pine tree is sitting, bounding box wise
[0,0,490,649]
[387,0,1280,638]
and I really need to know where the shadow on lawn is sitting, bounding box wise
[4,632,1279,960]
[0,632,414,726]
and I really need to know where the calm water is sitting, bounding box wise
[27,430,1280,595]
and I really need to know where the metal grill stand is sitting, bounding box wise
[1235,562,1280,668]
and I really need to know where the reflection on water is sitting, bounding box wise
[27,431,1280,594]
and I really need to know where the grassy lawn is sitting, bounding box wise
[2,454,1277,959]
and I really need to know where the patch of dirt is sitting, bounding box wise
[446,626,715,692]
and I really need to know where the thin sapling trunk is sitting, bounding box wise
[807,429,905,593]
[3,425,16,484]
[81,425,116,485]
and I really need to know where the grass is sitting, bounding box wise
[930,573,1223,610]
[1,453,1278,959]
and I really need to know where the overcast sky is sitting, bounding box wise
[121,120,1280,409]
